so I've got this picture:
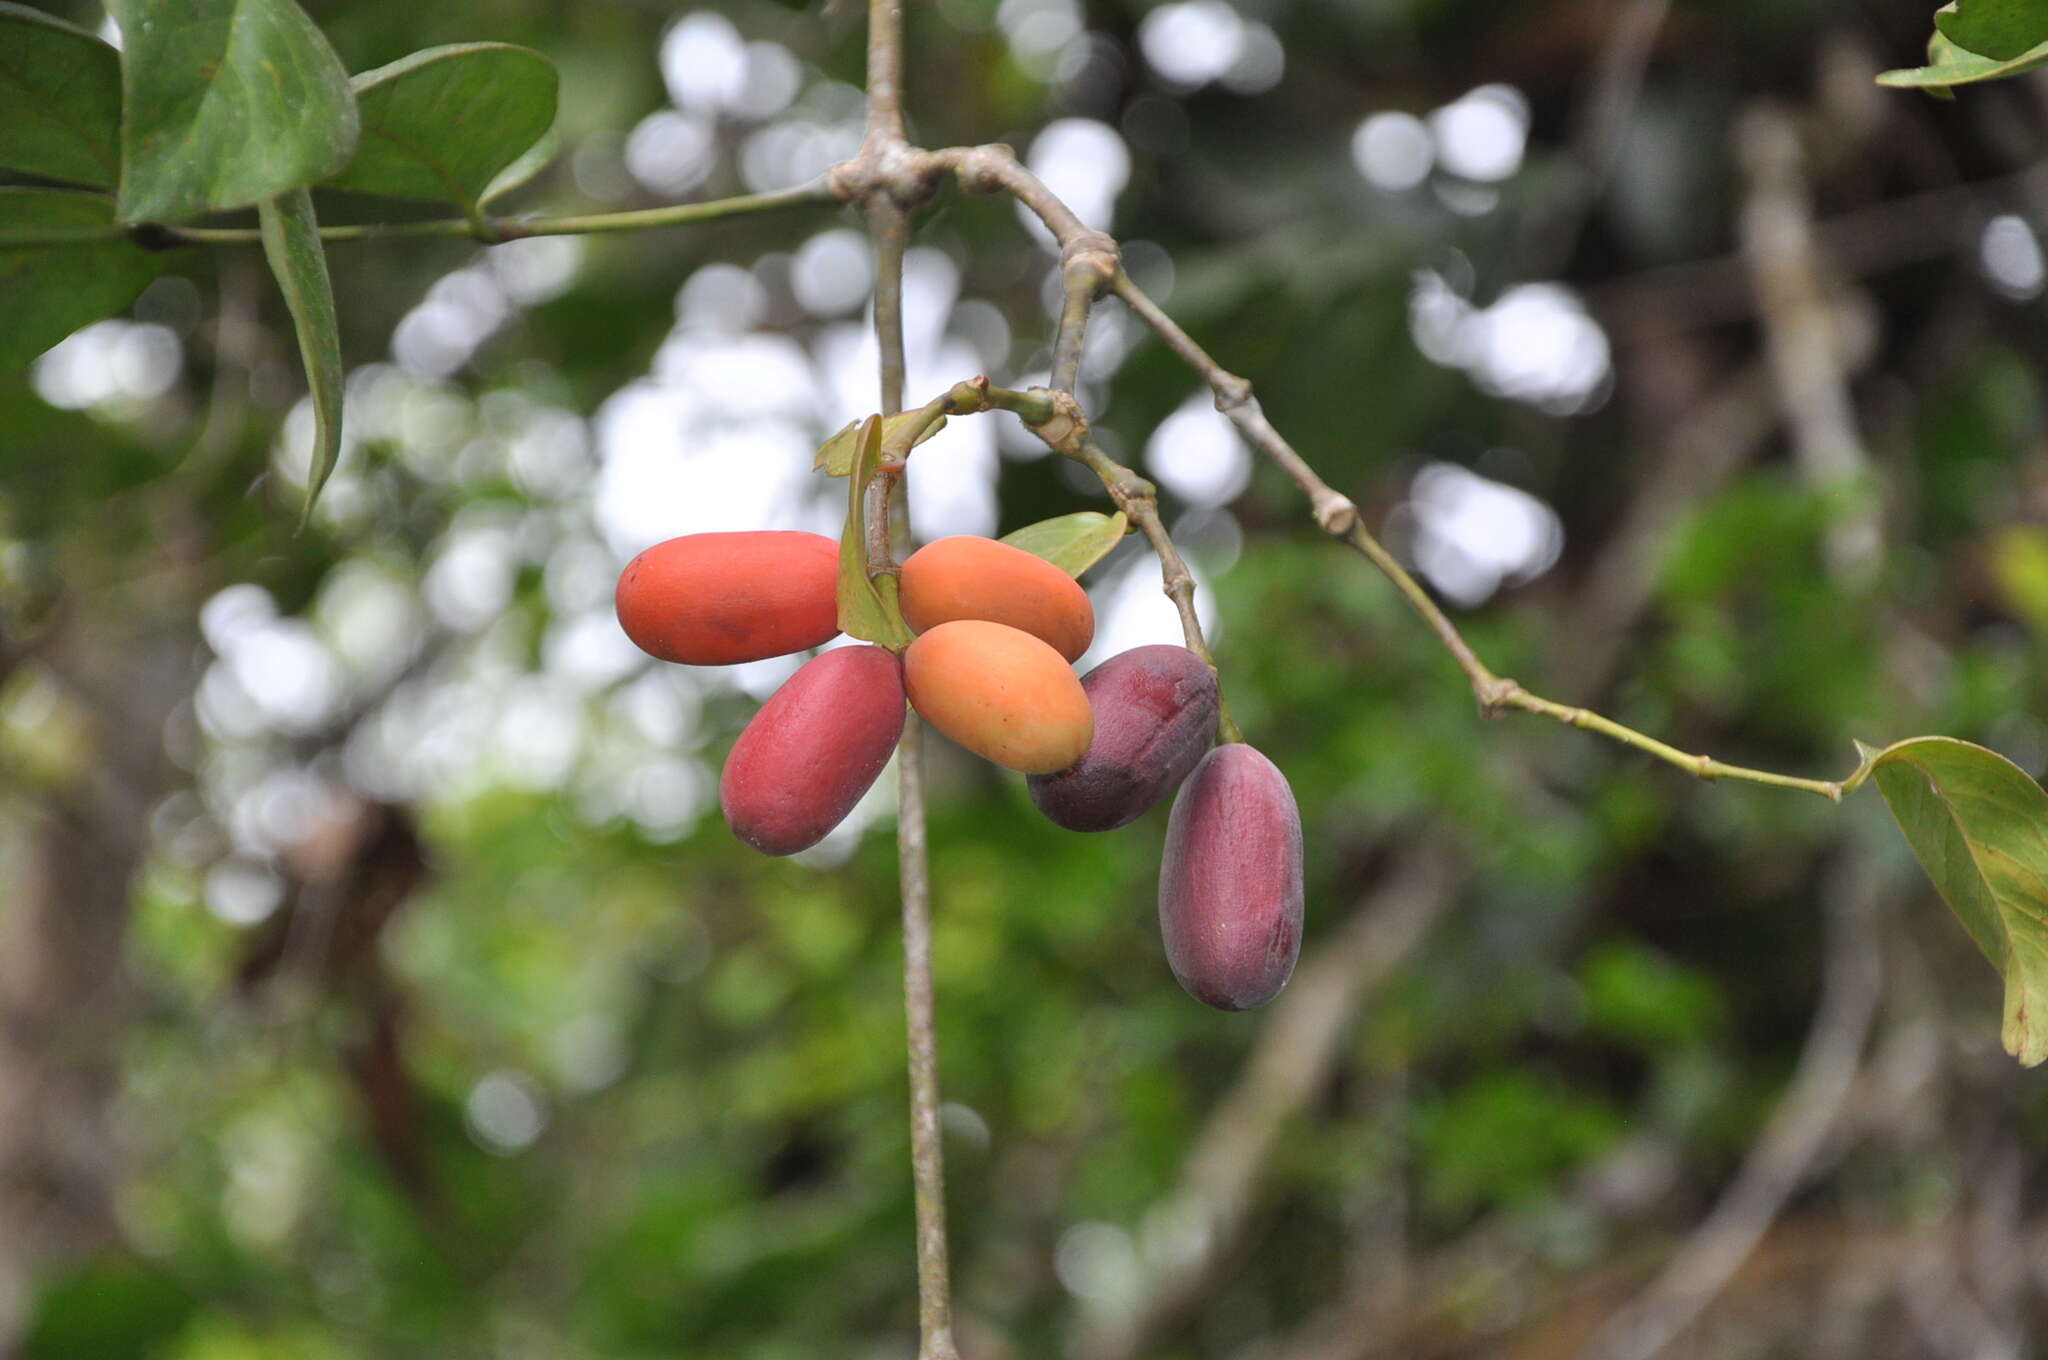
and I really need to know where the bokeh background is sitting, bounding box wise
[5,0,2048,1355]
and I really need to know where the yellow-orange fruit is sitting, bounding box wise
[899,536,1095,662]
[615,531,839,665]
[904,620,1093,773]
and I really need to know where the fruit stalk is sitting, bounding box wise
[862,34,962,1348]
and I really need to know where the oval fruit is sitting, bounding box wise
[1028,645,1219,831]
[903,620,1092,774]
[1158,744,1303,1011]
[720,645,906,855]
[900,536,1095,663]
[616,531,839,665]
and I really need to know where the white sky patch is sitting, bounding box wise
[1400,461,1562,608]
[1078,552,1220,671]
[1352,111,1434,192]
[661,13,748,112]
[1429,84,1529,182]
[1020,119,1129,247]
[1145,393,1251,507]
[997,0,1085,79]
[466,1070,548,1154]
[32,320,182,410]
[1409,272,1611,415]
[1136,0,1283,94]
[792,229,876,317]
[1981,214,2045,302]
[203,860,283,927]
[625,109,717,198]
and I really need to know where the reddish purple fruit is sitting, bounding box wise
[1158,744,1304,1011]
[1027,645,1219,832]
[721,645,906,855]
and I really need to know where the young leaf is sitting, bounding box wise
[1863,735,2048,1066]
[0,4,122,187]
[1934,0,2048,61]
[1877,28,2048,91]
[1000,511,1129,578]
[110,0,359,223]
[836,417,916,648]
[258,188,345,526]
[0,189,164,370]
[814,408,947,477]
[325,44,557,216]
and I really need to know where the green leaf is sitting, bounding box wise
[1000,511,1129,578]
[836,417,915,649]
[0,189,164,370]
[110,0,359,223]
[1863,735,2048,1066]
[1934,0,2048,61]
[0,4,123,187]
[814,409,946,477]
[258,188,344,526]
[325,44,557,215]
[1877,27,2048,91]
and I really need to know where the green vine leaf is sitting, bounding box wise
[836,417,916,649]
[1000,511,1129,578]
[258,188,345,528]
[0,4,123,187]
[1877,27,2048,92]
[1934,0,2048,61]
[0,189,164,370]
[815,409,945,477]
[110,0,359,223]
[1862,735,2048,1066]
[325,44,557,217]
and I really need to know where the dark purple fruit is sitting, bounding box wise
[1158,744,1303,1011]
[1027,645,1219,832]
[720,645,906,855]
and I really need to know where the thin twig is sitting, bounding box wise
[0,182,833,250]
[1108,269,1853,802]
[858,1,959,1347]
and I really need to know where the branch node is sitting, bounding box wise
[1060,231,1121,293]
[1027,387,1091,457]
[1313,493,1359,537]
[1476,677,1520,718]
[1212,373,1254,412]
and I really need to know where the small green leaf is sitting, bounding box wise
[0,4,123,187]
[814,409,946,477]
[1864,735,2048,1066]
[1000,511,1129,578]
[836,417,916,648]
[111,0,359,223]
[1877,27,2048,91]
[1934,0,2048,61]
[258,188,345,526]
[326,44,557,215]
[0,189,164,370]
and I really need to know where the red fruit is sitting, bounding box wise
[720,645,906,855]
[616,531,840,665]
[1158,744,1303,1011]
[1027,645,1219,831]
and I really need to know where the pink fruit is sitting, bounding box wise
[1158,744,1304,1011]
[1027,645,1219,831]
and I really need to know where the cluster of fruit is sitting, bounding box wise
[614,529,1304,1010]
